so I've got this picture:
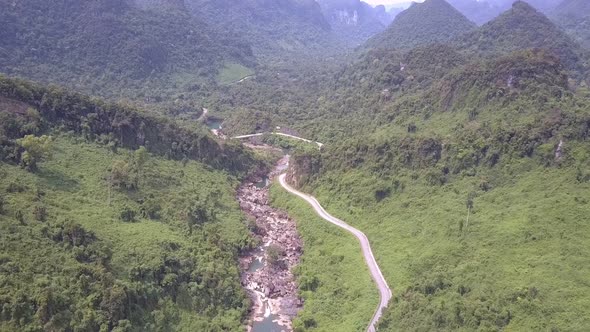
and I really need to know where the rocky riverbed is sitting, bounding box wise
[238,156,302,331]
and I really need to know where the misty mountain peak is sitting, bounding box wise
[455,0,585,72]
[365,0,476,50]
[511,0,541,12]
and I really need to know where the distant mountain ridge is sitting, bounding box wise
[554,0,590,16]
[0,0,254,99]
[455,1,588,75]
[447,0,505,24]
[552,0,590,48]
[186,0,339,58]
[448,0,562,25]
[365,0,476,50]
[316,0,398,46]
[0,0,351,108]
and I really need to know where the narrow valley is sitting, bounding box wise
[238,156,302,332]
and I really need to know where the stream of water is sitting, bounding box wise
[249,178,286,332]
[239,157,299,332]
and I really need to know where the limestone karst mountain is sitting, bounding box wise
[365,0,476,50]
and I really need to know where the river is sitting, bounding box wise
[237,155,302,332]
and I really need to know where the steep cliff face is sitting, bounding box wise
[284,0,331,29]
[374,4,400,26]
[286,152,322,189]
[316,0,395,46]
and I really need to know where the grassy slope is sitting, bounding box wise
[0,135,251,331]
[309,157,590,331]
[269,184,377,332]
[217,63,256,85]
[283,48,590,330]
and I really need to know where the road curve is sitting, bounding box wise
[278,174,392,332]
[232,132,324,148]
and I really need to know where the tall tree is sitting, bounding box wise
[17,135,53,171]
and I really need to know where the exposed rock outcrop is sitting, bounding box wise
[285,152,321,189]
[238,156,302,330]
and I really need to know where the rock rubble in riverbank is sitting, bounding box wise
[238,156,302,330]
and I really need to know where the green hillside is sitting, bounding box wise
[0,76,261,330]
[552,0,590,48]
[0,0,254,109]
[2,1,590,331]
[365,0,476,50]
[455,1,588,74]
[283,48,590,331]
[269,185,378,331]
[187,0,341,59]
[0,0,350,115]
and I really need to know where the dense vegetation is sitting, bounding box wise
[0,75,266,330]
[283,32,590,332]
[455,1,589,76]
[186,0,342,60]
[3,0,590,331]
[0,75,258,175]
[0,0,396,119]
[0,0,255,111]
[214,0,590,142]
[365,0,476,50]
[269,185,377,332]
[274,2,590,329]
[552,0,590,49]
[0,136,254,331]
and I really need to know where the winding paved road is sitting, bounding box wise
[232,132,324,148]
[278,174,392,332]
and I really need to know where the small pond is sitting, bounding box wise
[205,118,223,130]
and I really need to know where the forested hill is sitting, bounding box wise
[0,75,258,176]
[186,0,340,59]
[552,0,590,49]
[0,0,355,113]
[455,1,588,76]
[0,75,263,330]
[443,0,565,26]
[0,0,255,103]
[284,47,590,331]
[316,0,395,46]
[365,0,476,51]
[2,0,590,331]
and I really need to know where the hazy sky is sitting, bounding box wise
[364,0,422,5]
